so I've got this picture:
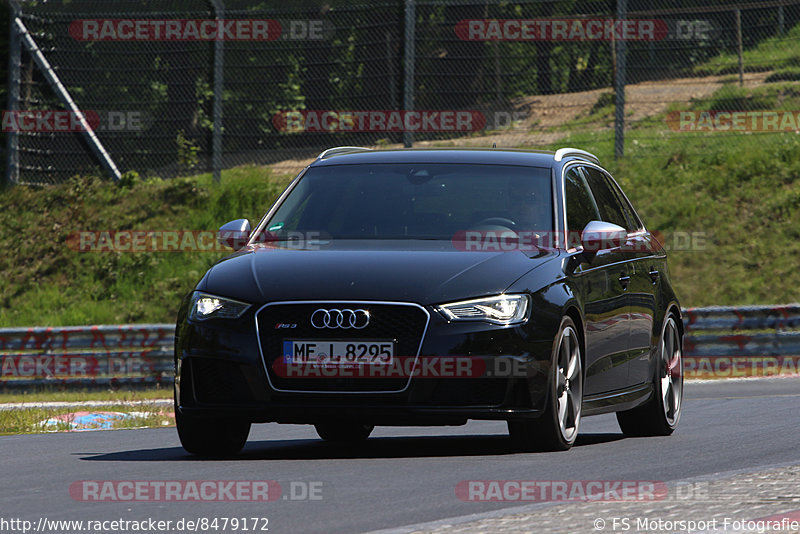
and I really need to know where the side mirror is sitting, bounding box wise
[580,220,627,262]
[218,219,251,249]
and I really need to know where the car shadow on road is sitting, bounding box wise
[78,432,624,462]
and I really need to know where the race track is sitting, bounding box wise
[2,377,798,534]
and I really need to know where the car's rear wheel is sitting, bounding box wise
[508,316,583,452]
[176,410,251,456]
[616,314,683,436]
[315,422,374,442]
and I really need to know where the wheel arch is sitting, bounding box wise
[665,301,684,341]
[563,304,586,370]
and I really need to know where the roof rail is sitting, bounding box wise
[316,146,373,160]
[553,147,600,164]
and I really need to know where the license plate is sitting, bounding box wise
[283,340,394,365]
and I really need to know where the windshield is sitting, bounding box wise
[258,163,552,241]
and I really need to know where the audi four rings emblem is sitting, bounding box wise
[310,308,370,329]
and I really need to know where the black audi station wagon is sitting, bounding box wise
[174,147,683,455]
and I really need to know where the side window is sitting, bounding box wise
[564,167,600,234]
[606,177,643,232]
[582,167,630,231]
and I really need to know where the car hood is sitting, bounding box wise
[201,240,559,305]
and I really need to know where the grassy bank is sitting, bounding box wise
[694,23,800,76]
[0,166,291,326]
[2,86,800,325]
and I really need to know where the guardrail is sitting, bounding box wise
[0,325,174,389]
[0,305,798,389]
[683,305,800,378]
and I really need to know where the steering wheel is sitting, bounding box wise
[473,217,517,228]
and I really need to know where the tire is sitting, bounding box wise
[508,316,583,452]
[616,314,683,437]
[315,422,374,442]
[176,410,251,456]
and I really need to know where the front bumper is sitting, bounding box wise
[175,301,556,424]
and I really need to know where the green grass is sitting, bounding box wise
[551,92,617,133]
[0,388,170,404]
[696,82,800,111]
[765,67,800,83]
[0,166,292,326]
[694,24,800,76]
[0,387,173,431]
[0,403,174,435]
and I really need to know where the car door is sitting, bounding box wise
[564,166,630,396]
[602,173,659,387]
[582,166,658,390]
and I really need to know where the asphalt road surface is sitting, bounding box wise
[1,377,798,534]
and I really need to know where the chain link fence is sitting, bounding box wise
[3,0,800,185]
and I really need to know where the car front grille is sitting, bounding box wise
[255,301,429,393]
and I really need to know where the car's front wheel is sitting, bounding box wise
[508,316,583,452]
[616,313,683,436]
[315,422,374,442]
[176,410,251,456]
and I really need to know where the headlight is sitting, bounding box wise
[188,292,250,321]
[436,294,529,325]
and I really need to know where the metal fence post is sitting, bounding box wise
[4,3,21,185]
[210,0,224,183]
[403,0,415,148]
[614,0,627,160]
